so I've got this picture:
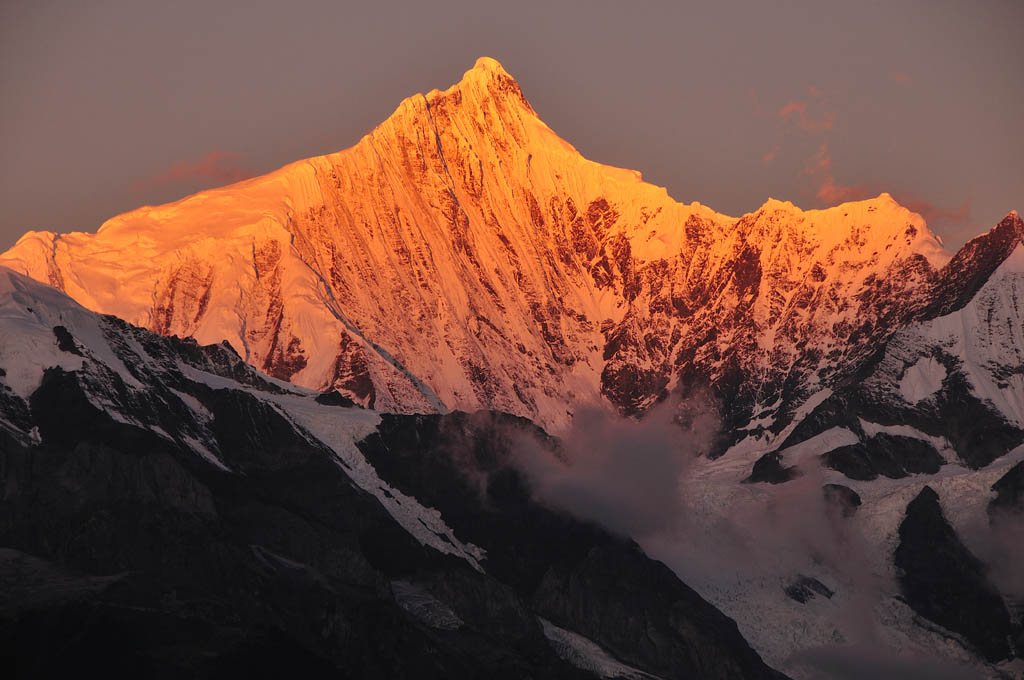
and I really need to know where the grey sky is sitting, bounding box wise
[1,0,1021,251]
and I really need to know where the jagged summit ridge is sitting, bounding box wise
[0,58,1016,436]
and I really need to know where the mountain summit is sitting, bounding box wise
[0,58,1018,441]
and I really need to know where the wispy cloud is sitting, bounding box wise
[754,86,838,167]
[805,146,971,224]
[132,151,252,192]
[777,100,807,118]
[777,97,835,132]
[758,83,971,223]
[806,142,874,203]
[902,196,971,227]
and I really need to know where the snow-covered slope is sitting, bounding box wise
[662,416,1024,679]
[1,57,1000,440]
[889,240,1024,428]
[0,266,487,565]
[722,211,1024,478]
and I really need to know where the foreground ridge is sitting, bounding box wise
[0,266,786,679]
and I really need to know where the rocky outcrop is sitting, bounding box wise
[822,433,944,480]
[894,486,1016,662]
[745,451,800,484]
[7,377,581,679]
[783,575,834,604]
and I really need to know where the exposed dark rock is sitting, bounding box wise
[921,211,1024,320]
[315,389,358,408]
[328,332,376,409]
[894,486,1016,662]
[600,361,669,418]
[822,445,885,481]
[745,451,800,484]
[929,373,1024,469]
[775,395,863,451]
[822,434,943,481]
[783,575,834,604]
[0,384,32,440]
[533,543,787,680]
[52,325,83,355]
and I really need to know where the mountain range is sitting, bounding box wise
[1,57,1022,678]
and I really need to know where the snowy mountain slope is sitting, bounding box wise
[0,266,481,563]
[3,57,1009,442]
[658,222,1024,675]
[638,367,1024,678]
[0,266,788,680]
[732,212,1024,480]
[667,434,1024,679]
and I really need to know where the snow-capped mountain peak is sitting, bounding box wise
[0,59,1016,439]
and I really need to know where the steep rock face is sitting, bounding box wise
[744,219,1024,480]
[605,195,951,437]
[893,486,1016,662]
[923,211,1024,319]
[4,58,1010,439]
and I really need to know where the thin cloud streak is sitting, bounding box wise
[773,83,836,132]
[903,196,972,228]
[806,142,875,204]
[760,84,972,228]
[801,138,972,231]
[132,151,252,192]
